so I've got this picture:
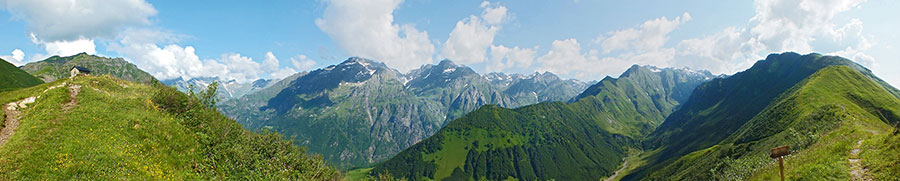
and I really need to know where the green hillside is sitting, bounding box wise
[638,66,900,180]
[623,52,900,180]
[0,58,43,92]
[635,53,896,177]
[0,75,337,179]
[369,65,712,180]
[20,53,157,84]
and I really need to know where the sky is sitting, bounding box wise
[0,0,898,87]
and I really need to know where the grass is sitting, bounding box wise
[748,119,887,180]
[0,76,199,179]
[0,58,43,92]
[0,75,339,179]
[343,167,373,181]
[636,66,900,180]
[859,129,900,180]
[604,147,648,180]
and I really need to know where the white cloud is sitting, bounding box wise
[676,27,765,74]
[535,39,604,79]
[40,38,98,57]
[673,0,873,75]
[2,0,157,42]
[441,16,500,64]
[0,49,26,66]
[106,29,301,82]
[441,1,508,66]
[2,0,156,61]
[480,1,508,25]
[600,12,691,54]
[542,13,691,79]
[290,54,317,71]
[486,45,536,72]
[216,53,264,82]
[262,52,299,79]
[315,0,435,72]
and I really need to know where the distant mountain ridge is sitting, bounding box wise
[162,76,280,103]
[20,53,157,84]
[371,64,715,180]
[220,57,596,169]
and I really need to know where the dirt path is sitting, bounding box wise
[605,158,629,181]
[62,84,81,111]
[0,97,34,147]
[849,139,870,181]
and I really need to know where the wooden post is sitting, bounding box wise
[770,146,790,181]
[778,157,784,181]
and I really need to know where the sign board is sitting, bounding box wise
[770,145,790,158]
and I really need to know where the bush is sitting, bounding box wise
[150,82,339,180]
[151,85,192,115]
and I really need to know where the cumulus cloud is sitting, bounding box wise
[262,52,299,79]
[599,12,691,54]
[290,55,318,71]
[0,49,26,66]
[315,0,435,72]
[28,34,98,62]
[540,13,690,79]
[2,0,156,60]
[38,38,98,57]
[480,1,508,25]
[675,0,872,74]
[2,0,156,42]
[676,27,765,74]
[108,29,295,82]
[486,45,536,72]
[441,1,509,67]
[441,16,500,64]
[535,39,603,79]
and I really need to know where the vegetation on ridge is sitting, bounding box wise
[0,75,337,179]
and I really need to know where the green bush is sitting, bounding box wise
[150,82,339,180]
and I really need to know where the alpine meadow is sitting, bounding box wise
[1,0,899,180]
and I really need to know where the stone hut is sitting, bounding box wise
[70,66,91,78]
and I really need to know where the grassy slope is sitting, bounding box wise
[371,103,635,180]
[640,66,900,180]
[631,52,898,179]
[0,75,337,179]
[0,58,43,92]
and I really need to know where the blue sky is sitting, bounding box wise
[0,0,898,87]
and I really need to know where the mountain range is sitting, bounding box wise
[161,77,280,103]
[370,64,715,180]
[219,58,594,169]
[3,51,898,180]
[367,52,900,180]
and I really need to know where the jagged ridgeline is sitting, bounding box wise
[20,53,157,84]
[220,57,594,169]
[370,65,715,180]
[0,58,43,92]
[0,75,337,179]
[625,52,900,180]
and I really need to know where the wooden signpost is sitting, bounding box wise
[770,146,790,181]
